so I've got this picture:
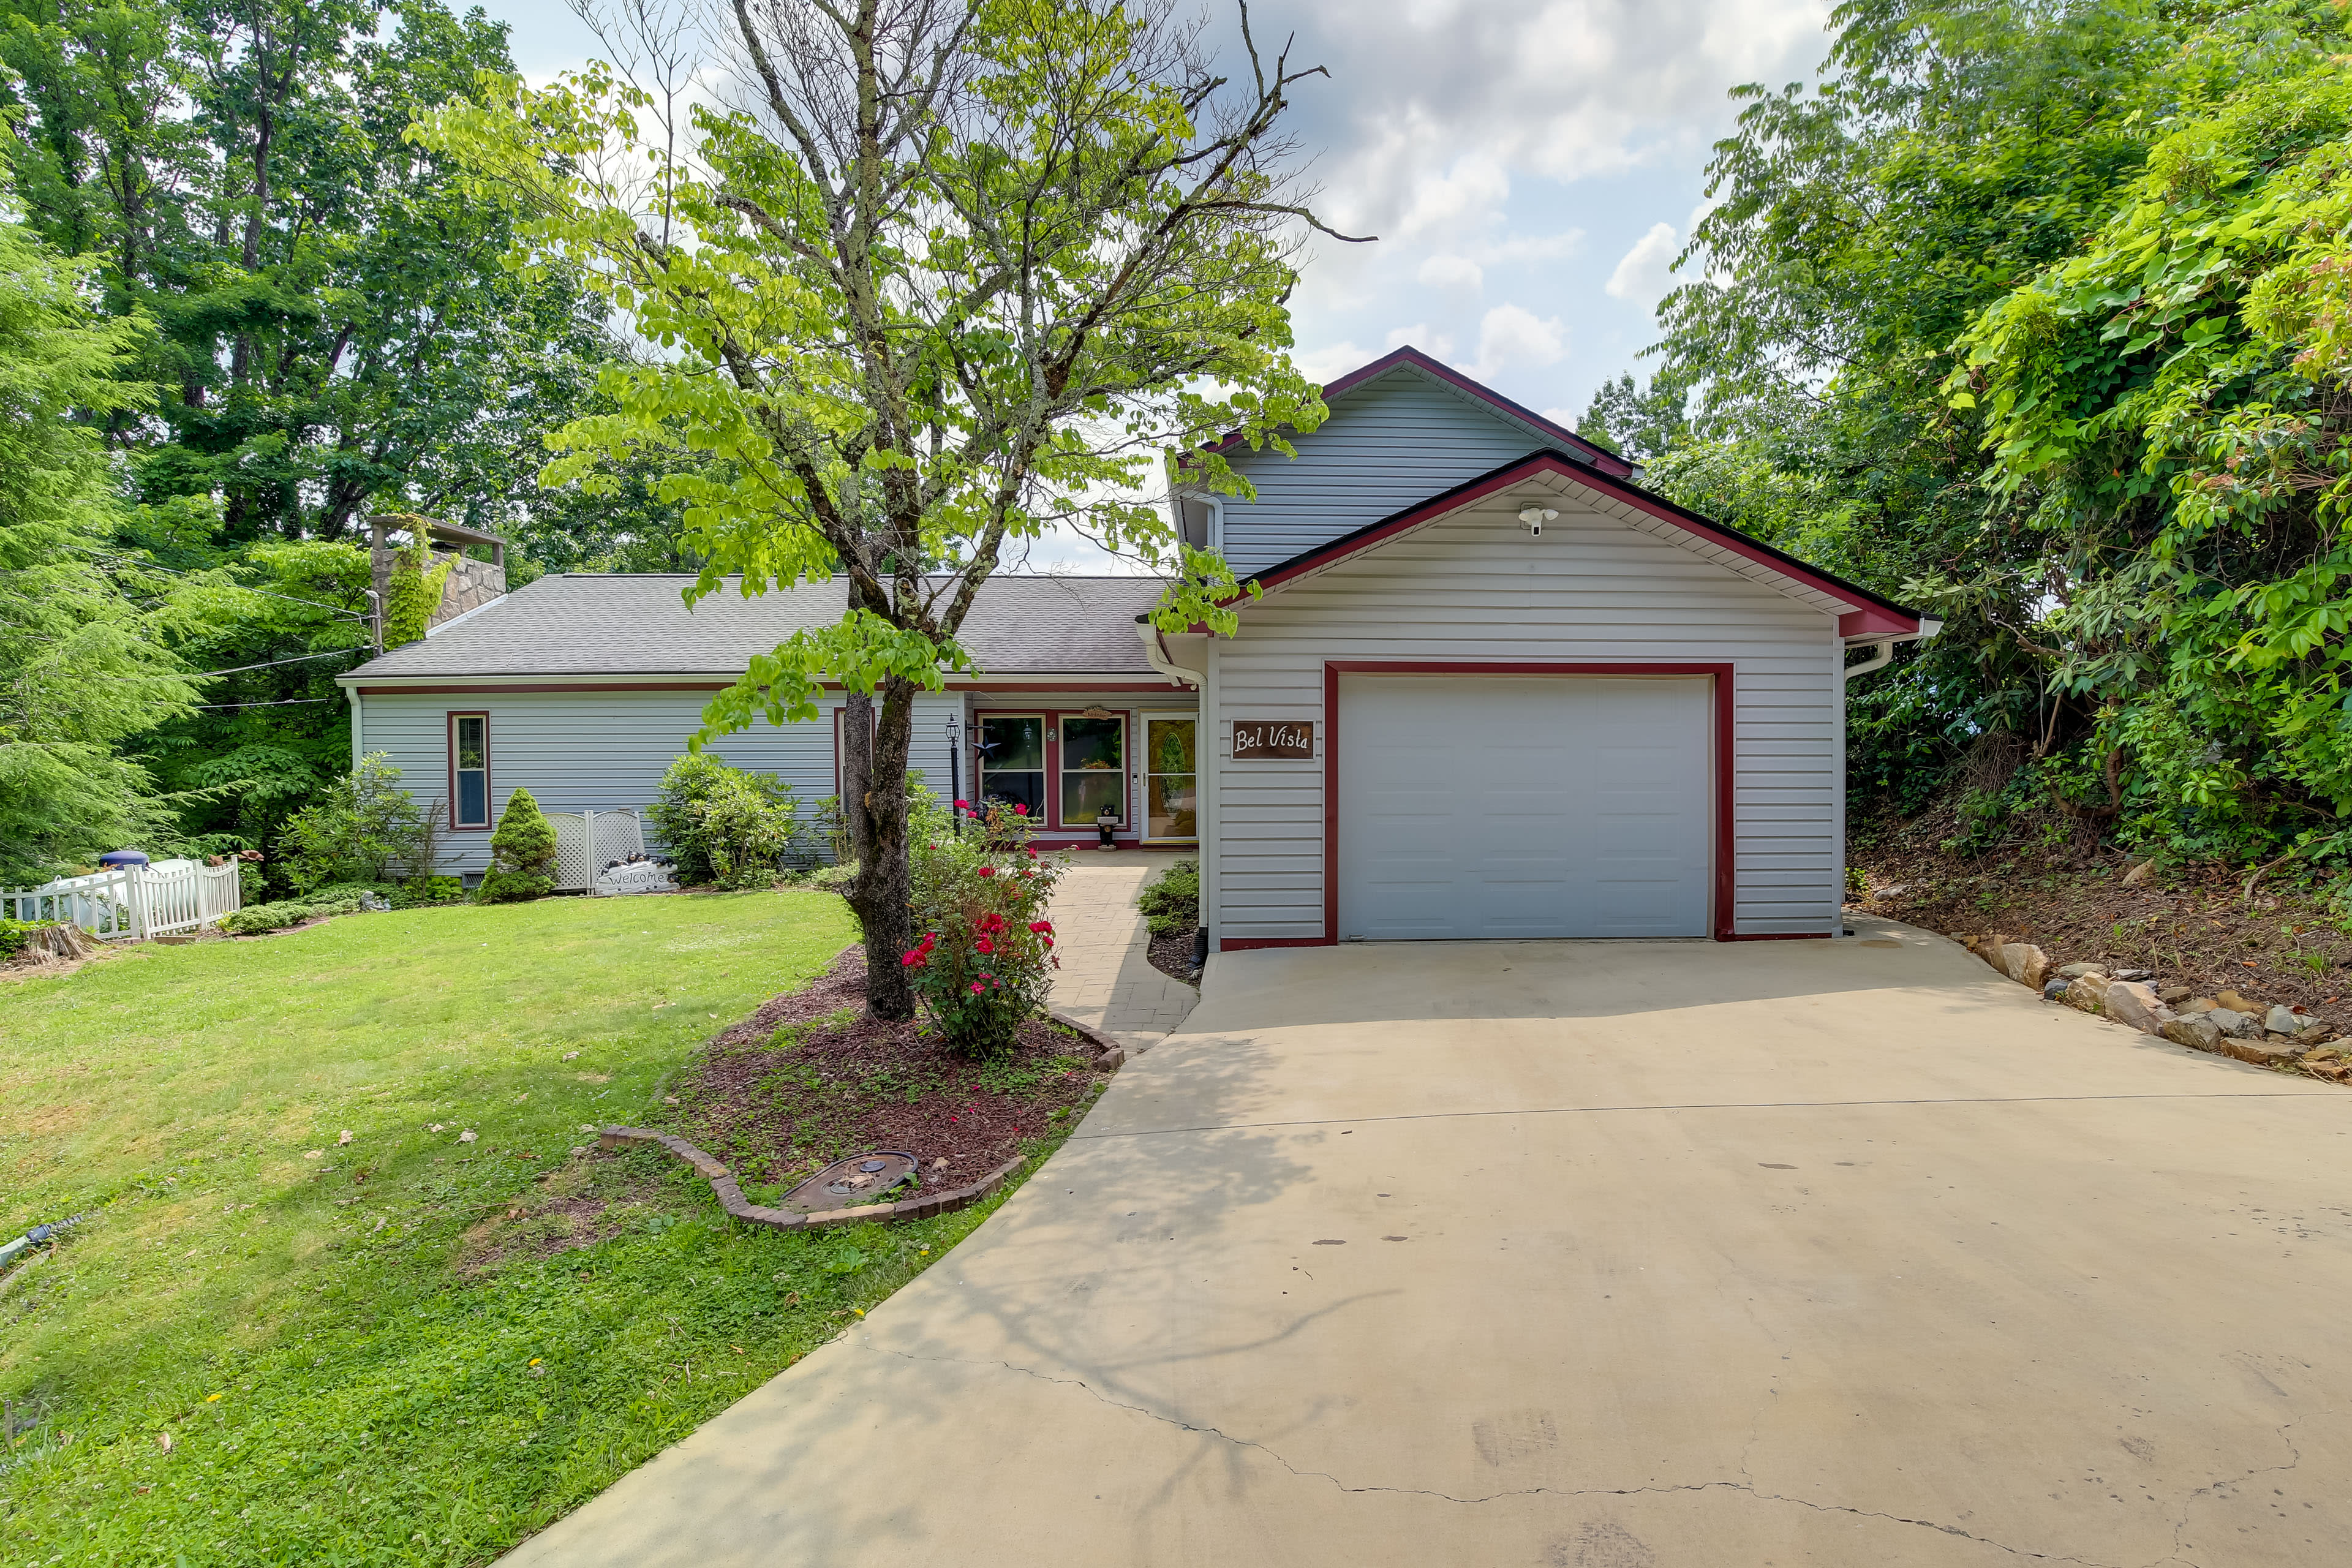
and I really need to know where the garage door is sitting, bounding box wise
[1336,674,1713,940]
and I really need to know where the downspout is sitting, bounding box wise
[347,687,364,767]
[1841,639,1896,682]
[1136,621,1205,688]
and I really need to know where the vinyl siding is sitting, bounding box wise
[1215,371,1552,575]
[354,688,963,875]
[1206,496,1844,944]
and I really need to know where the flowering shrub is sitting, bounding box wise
[905,796,1068,1055]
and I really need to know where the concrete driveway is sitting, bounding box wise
[508,921,2352,1567]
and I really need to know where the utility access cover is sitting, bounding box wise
[780,1151,919,1212]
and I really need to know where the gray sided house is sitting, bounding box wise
[339,345,1932,948]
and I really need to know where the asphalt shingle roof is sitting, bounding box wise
[342,574,1170,680]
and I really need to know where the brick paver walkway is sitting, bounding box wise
[1046,851,1198,1054]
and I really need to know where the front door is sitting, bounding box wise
[1144,716,1198,844]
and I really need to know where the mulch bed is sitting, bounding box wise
[666,947,1112,1196]
[1852,832,2352,1036]
[1146,924,1199,984]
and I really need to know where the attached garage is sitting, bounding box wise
[1333,671,1719,941]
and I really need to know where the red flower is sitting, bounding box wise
[955,799,968,809]
[977,865,996,878]
[975,937,995,954]
[969,982,985,995]
[1025,846,1038,858]
[901,948,927,968]
[1029,920,1053,933]
[1013,802,1027,815]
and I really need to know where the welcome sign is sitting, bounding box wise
[1231,720,1315,760]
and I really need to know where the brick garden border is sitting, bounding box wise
[598,1009,1125,1232]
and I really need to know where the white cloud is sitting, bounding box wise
[1605,221,1680,304]
[1539,405,1581,428]
[1387,323,1455,359]
[1417,254,1485,290]
[1471,304,1567,379]
[1292,340,1375,385]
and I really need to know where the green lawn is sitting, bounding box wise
[0,892,1054,1566]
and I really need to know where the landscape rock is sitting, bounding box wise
[2158,984,2194,1006]
[2042,976,2073,1003]
[2215,1035,2307,1068]
[2295,1024,2339,1047]
[2103,981,2171,1035]
[2163,1015,2224,1053]
[2113,968,2154,982]
[2057,962,2108,980]
[2063,973,2113,1013]
[2181,997,2218,1014]
[2217,988,2260,1014]
[1997,941,2050,989]
[2122,860,2155,886]
[2267,1005,2306,1036]
[2203,1008,2266,1040]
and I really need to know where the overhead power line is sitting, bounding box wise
[194,649,369,678]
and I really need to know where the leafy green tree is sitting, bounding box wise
[1630,0,2350,836]
[0,0,616,543]
[0,220,204,883]
[1951,56,2352,862]
[417,0,1351,1015]
[476,785,557,902]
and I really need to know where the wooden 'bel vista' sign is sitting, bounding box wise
[1231,720,1315,760]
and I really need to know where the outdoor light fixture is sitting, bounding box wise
[1518,505,1558,536]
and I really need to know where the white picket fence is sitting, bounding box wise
[2,859,243,941]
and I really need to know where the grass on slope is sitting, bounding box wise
[0,892,1057,1567]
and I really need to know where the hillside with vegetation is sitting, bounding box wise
[1579,0,2352,966]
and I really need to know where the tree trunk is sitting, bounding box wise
[843,681,918,1020]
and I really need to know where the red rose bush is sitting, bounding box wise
[905,796,1068,1055]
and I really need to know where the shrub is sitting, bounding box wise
[475,786,558,903]
[903,796,1067,1055]
[217,891,368,935]
[281,754,431,894]
[647,755,799,888]
[1137,856,1199,935]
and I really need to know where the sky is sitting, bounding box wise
[485,0,1836,568]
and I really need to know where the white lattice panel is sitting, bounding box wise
[548,814,594,891]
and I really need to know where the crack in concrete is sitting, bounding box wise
[861,1341,2118,1565]
[2143,1409,2321,1568]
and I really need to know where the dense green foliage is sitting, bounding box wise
[1137,856,1200,936]
[645,754,800,889]
[477,786,557,903]
[0,219,203,884]
[1588,0,2352,869]
[278,754,435,894]
[0,0,702,886]
[216,889,371,934]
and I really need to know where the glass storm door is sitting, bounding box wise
[1145,717,1197,841]
[977,714,1044,816]
[1060,714,1126,826]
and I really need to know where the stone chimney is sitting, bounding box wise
[368,515,508,644]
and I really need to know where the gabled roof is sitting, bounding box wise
[339,573,1173,682]
[1196,345,1638,477]
[1221,450,1926,641]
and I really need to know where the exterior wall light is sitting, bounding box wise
[1518,505,1559,536]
